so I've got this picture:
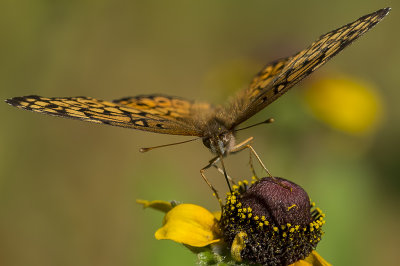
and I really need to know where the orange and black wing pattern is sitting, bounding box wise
[113,94,197,121]
[230,7,390,127]
[5,95,202,136]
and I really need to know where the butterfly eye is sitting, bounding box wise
[202,137,212,149]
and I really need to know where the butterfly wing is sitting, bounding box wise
[113,94,201,120]
[5,95,203,136]
[229,8,390,128]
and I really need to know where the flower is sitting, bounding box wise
[138,177,330,266]
[220,178,326,265]
[304,76,383,135]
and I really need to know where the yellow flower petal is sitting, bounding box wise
[136,199,173,213]
[304,77,383,135]
[155,204,221,247]
[291,251,332,266]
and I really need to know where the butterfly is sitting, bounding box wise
[6,8,390,201]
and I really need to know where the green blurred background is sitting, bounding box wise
[1,1,399,265]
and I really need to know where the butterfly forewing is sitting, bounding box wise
[230,7,390,128]
[5,8,390,142]
[113,94,199,120]
[6,95,202,136]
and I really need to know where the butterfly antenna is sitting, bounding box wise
[235,118,275,132]
[139,137,199,153]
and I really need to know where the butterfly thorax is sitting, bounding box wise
[201,118,236,156]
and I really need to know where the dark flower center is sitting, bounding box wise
[240,178,312,226]
[219,177,325,266]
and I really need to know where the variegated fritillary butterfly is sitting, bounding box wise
[6,8,390,201]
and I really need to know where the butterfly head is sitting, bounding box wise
[202,132,235,155]
[202,119,235,156]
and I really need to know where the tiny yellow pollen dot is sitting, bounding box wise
[273,227,278,232]
[259,223,263,227]
[264,221,269,226]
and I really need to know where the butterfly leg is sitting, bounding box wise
[231,137,259,179]
[212,164,236,185]
[230,137,273,178]
[231,140,293,191]
[248,150,259,180]
[200,156,223,208]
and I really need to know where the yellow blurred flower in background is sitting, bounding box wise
[304,77,383,135]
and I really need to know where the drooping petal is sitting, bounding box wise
[136,199,173,213]
[155,204,221,247]
[291,251,332,266]
[230,232,247,262]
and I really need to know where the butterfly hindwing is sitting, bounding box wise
[230,8,390,127]
[6,95,202,136]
